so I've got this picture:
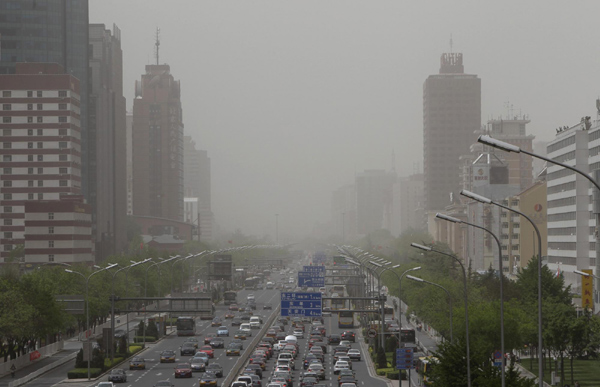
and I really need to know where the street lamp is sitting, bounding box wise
[406,275,453,342]
[461,188,543,387]
[125,258,152,350]
[142,256,178,345]
[65,263,118,380]
[436,212,507,387]
[411,242,471,387]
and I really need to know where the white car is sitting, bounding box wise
[247,294,255,301]
[333,361,350,374]
[97,383,114,387]
[250,316,261,329]
[240,323,252,336]
[274,340,288,351]
[275,365,291,373]
[292,329,304,338]
[339,340,352,348]
[347,349,361,361]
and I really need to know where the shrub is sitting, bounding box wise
[377,347,388,369]
[67,368,103,379]
[129,345,142,354]
[104,357,124,368]
[386,371,399,380]
[133,336,156,343]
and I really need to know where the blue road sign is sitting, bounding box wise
[298,272,325,287]
[396,347,414,370]
[303,266,325,274]
[281,292,322,317]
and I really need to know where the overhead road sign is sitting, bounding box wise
[396,347,414,370]
[298,272,325,287]
[303,266,325,274]
[281,292,322,317]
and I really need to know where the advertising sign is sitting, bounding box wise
[581,269,594,311]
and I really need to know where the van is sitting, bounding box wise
[284,335,298,345]
[278,352,293,362]
[250,316,261,329]
[240,323,252,335]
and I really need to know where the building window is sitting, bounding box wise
[3,168,11,175]
[59,129,67,136]
[37,155,43,161]
[2,129,11,136]
[4,232,12,239]
[58,117,67,123]
[59,180,68,187]
[37,180,43,187]
[37,116,42,123]
[4,245,12,252]
[48,227,54,234]
[2,155,11,162]
[27,91,33,97]
[37,91,42,97]
[28,155,33,161]
[37,142,43,149]
[58,91,67,97]
[37,193,43,200]
[3,219,12,226]
[27,104,33,110]
[58,103,67,110]
[28,193,34,200]
[59,167,67,174]
[37,129,43,136]
[59,142,67,149]
[27,117,33,123]
[3,181,11,187]
[3,193,11,200]
[48,255,54,262]
[37,167,43,174]
[28,181,33,187]
[2,91,11,97]
[27,142,33,149]
[26,168,32,175]
[59,154,67,161]
[36,104,43,110]
[48,213,54,220]
[48,241,54,248]
[2,104,11,111]
[27,129,33,136]
[2,117,11,123]
[4,206,12,213]
[3,142,11,149]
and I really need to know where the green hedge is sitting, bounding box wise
[133,336,156,343]
[129,345,142,354]
[67,368,103,379]
[104,357,124,369]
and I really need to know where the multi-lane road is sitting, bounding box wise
[29,270,391,387]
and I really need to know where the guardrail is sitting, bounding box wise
[8,351,77,387]
[0,340,64,377]
[222,305,282,387]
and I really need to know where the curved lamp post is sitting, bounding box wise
[436,212,506,387]
[125,258,152,350]
[411,242,471,387]
[461,188,542,387]
[406,274,453,342]
[65,263,118,380]
[142,256,178,345]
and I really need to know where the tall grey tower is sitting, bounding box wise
[423,53,481,212]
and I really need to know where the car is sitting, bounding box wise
[337,370,355,380]
[240,313,251,321]
[248,374,262,387]
[206,363,224,377]
[263,304,272,310]
[113,329,127,338]
[190,356,207,372]
[185,337,199,348]
[300,376,318,387]
[217,326,230,336]
[277,317,289,326]
[333,351,346,362]
[276,332,287,340]
[307,364,325,380]
[129,356,145,370]
[247,294,255,301]
[97,383,114,387]
[333,361,350,374]
[160,350,176,363]
[210,337,225,348]
[347,349,361,361]
[311,341,327,354]
[230,303,239,311]
[180,342,197,356]
[339,340,352,348]
[200,371,219,387]
[240,323,253,336]
[227,343,242,356]
[270,378,288,387]
[107,369,127,383]
[232,317,243,326]
[232,382,248,387]
[174,363,192,378]
[272,371,293,387]
[235,329,248,340]
[322,307,331,317]
[193,351,210,364]
[275,365,291,373]
[232,338,245,349]
[334,346,350,354]
[277,359,295,371]
[338,376,357,387]
[211,317,222,327]
[341,331,355,342]
[225,312,236,319]
[250,316,262,329]
[154,382,174,387]
[339,383,357,387]
[199,345,215,358]
[246,363,264,378]
[293,329,304,338]
[250,356,267,370]
[205,333,216,344]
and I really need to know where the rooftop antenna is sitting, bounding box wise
[154,27,160,65]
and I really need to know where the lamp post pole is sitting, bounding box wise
[406,275,453,342]
[461,189,543,386]
[65,263,118,380]
[142,256,178,346]
[436,212,506,387]
[477,134,600,387]
[125,258,152,350]
[411,243,471,387]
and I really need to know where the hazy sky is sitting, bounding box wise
[91,1,600,239]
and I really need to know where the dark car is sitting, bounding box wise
[240,313,251,321]
[277,318,289,326]
[232,318,243,326]
[205,333,216,344]
[206,363,224,378]
[211,317,222,327]
[174,363,192,378]
[328,334,341,345]
[338,376,356,386]
[311,341,327,354]
[160,350,176,363]
[108,368,127,383]
[190,357,207,372]
[210,337,225,348]
[180,342,197,356]
[341,331,355,342]
[245,364,263,378]
[263,304,272,310]
[276,332,287,340]
[301,376,318,387]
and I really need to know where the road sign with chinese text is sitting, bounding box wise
[281,292,322,317]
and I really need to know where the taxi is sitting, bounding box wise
[129,356,145,370]
[160,350,176,363]
[199,371,218,387]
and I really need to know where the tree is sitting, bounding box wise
[516,256,571,305]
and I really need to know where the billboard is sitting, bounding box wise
[209,254,232,280]
[581,269,594,311]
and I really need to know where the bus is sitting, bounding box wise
[401,328,416,344]
[331,285,347,297]
[224,291,237,305]
[245,277,258,290]
[176,316,196,336]
[416,356,437,385]
[338,310,354,328]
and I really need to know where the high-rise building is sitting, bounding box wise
[89,24,127,260]
[0,0,91,201]
[0,62,91,263]
[423,53,481,212]
[392,173,424,236]
[355,170,396,236]
[126,110,133,215]
[132,64,184,222]
[183,136,213,241]
[331,184,357,242]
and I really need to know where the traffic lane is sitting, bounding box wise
[119,288,281,387]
